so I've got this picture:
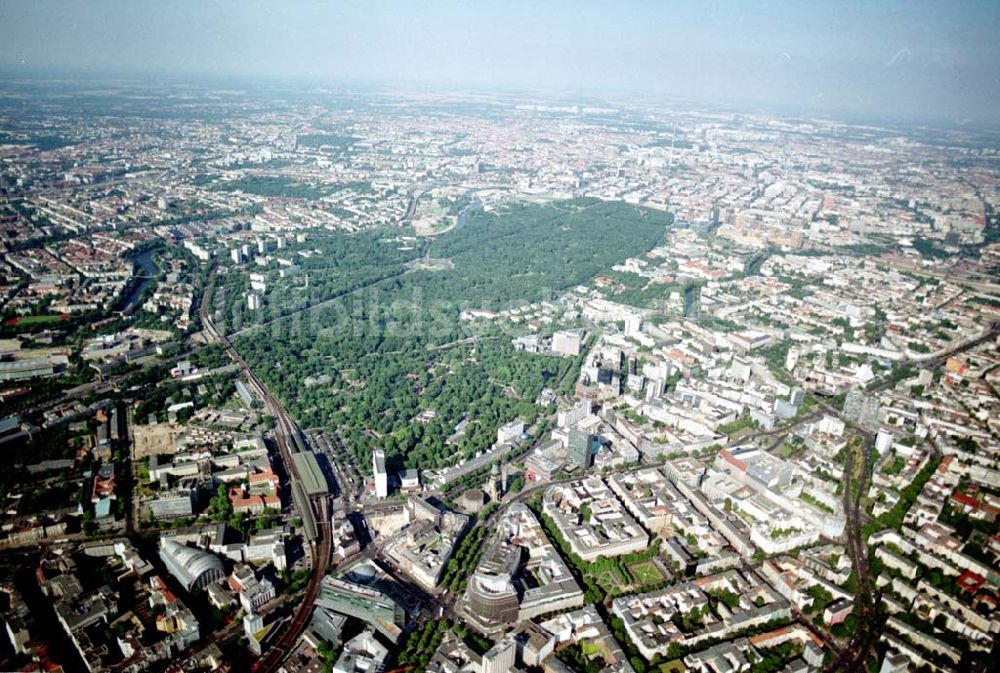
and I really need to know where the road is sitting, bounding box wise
[196,261,996,671]
[199,269,333,673]
[121,403,136,536]
[741,336,978,672]
[908,319,1000,367]
[226,185,431,341]
[883,259,1000,296]
[226,267,408,340]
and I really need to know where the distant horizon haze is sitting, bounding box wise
[0,0,997,126]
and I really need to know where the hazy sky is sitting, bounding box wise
[1,1,998,124]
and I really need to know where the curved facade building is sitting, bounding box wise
[463,537,523,634]
[461,504,584,633]
[159,539,225,592]
[464,571,520,633]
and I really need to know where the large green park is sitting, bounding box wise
[234,199,673,471]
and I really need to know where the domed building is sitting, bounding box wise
[344,562,378,586]
[159,538,225,592]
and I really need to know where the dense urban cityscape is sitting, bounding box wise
[0,66,997,673]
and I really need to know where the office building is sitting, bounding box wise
[552,330,583,356]
[482,638,516,673]
[566,428,595,469]
[316,576,404,642]
[149,488,196,519]
[373,449,388,499]
[844,387,881,431]
[332,630,389,673]
[244,611,265,656]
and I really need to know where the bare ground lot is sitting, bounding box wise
[132,423,184,458]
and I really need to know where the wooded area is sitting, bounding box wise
[235,199,672,470]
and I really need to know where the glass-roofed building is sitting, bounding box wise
[159,538,225,592]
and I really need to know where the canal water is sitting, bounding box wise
[123,249,159,310]
[684,284,699,318]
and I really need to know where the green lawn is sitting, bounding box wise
[11,314,67,325]
[629,560,666,587]
[716,415,757,437]
[592,566,629,593]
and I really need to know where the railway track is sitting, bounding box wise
[199,271,332,673]
[825,433,879,672]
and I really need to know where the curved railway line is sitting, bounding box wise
[199,270,332,673]
[825,434,880,673]
[193,269,997,672]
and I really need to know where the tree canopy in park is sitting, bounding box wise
[235,199,672,470]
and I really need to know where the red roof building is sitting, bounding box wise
[957,570,985,594]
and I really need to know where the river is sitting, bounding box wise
[684,284,699,318]
[123,249,159,311]
[455,197,482,231]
